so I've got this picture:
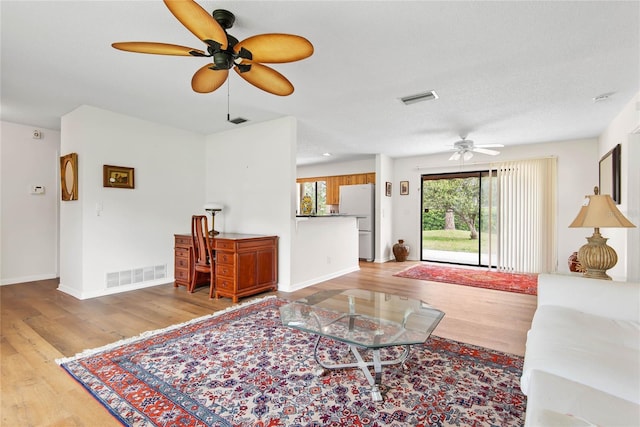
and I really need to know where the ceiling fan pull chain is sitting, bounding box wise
[227,76,231,122]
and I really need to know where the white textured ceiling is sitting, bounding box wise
[2,1,638,165]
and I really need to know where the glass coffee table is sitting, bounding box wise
[279,289,445,401]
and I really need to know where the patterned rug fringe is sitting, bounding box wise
[55,294,277,365]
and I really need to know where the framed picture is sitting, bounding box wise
[599,144,620,204]
[103,165,135,189]
[385,181,392,197]
[60,153,78,201]
[400,181,409,195]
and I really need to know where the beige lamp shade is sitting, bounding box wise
[569,192,635,229]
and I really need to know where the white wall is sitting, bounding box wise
[1,122,60,284]
[58,106,204,299]
[297,157,375,178]
[393,139,598,273]
[376,154,394,262]
[598,91,640,280]
[205,116,296,290]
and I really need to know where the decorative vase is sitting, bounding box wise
[568,251,584,273]
[393,239,410,262]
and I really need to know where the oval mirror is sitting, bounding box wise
[65,160,75,196]
[60,153,78,200]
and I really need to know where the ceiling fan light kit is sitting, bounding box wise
[112,0,314,96]
[448,137,504,161]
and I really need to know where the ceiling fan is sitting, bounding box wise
[448,137,504,161]
[112,0,314,96]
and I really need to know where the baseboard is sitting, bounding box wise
[58,278,174,300]
[1,273,58,286]
[284,265,360,293]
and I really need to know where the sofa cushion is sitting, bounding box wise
[521,305,640,404]
[524,370,640,427]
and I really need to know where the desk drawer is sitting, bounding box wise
[217,252,234,265]
[216,264,234,277]
[175,247,189,259]
[175,267,189,282]
[217,277,234,291]
[176,256,189,269]
[215,240,236,251]
[175,236,192,247]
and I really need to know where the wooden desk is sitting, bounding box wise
[174,233,278,302]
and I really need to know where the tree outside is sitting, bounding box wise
[423,177,480,239]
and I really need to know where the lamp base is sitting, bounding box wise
[205,209,222,238]
[577,230,617,280]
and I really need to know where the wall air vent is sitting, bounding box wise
[106,264,166,288]
[400,90,439,105]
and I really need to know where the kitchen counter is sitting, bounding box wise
[295,214,352,218]
[291,215,359,289]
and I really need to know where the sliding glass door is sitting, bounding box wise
[421,171,496,267]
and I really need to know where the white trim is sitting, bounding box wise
[57,279,173,300]
[1,273,58,286]
[286,265,359,292]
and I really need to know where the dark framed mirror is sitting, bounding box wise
[599,144,621,204]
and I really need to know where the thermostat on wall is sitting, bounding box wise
[30,185,45,194]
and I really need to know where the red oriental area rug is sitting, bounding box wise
[394,264,538,295]
[57,296,526,427]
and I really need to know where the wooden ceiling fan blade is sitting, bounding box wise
[192,64,229,93]
[112,42,205,56]
[163,0,227,49]
[235,34,314,63]
[235,62,294,96]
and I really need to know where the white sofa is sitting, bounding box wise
[521,273,640,426]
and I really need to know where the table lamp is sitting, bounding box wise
[203,203,224,236]
[569,186,636,280]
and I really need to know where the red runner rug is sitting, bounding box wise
[394,264,538,295]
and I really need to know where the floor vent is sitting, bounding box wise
[106,264,166,288]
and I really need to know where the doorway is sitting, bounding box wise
[421,171,496,267]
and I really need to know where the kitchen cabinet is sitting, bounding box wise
[297,172,376,206]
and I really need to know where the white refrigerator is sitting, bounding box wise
[339,183,375,261]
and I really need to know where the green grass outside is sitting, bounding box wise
[422,229,496,253]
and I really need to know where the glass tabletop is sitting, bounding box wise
[279,289,445,348]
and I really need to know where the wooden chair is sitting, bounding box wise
[190,215,216,298]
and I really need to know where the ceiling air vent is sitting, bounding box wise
[400,90,439,105]
[228,117,248,124]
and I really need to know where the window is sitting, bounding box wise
[297,180,327,215]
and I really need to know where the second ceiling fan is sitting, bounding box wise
[112,0,314,96]
[449,137,503,161]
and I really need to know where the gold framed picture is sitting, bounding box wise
[103,165,135,189]
[60,153,78,201]
[400,181,409,195]
[385,181,392,197]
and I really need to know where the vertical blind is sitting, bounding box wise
[490,157,557,273]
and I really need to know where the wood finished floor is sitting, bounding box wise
[1,261,536,426]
